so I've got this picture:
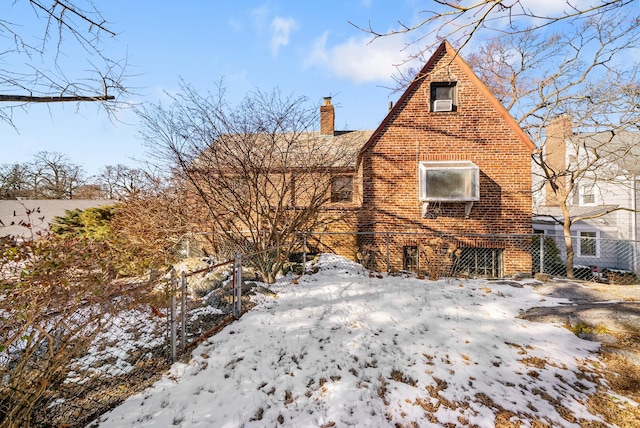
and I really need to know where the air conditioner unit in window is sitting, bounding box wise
[433,99,453,112]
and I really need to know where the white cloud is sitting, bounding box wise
[270,16,298,57]
[304,31,416,84]
[251,6,270,32]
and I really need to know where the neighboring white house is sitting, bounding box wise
[0,199,114,240]
[532,116,640,273]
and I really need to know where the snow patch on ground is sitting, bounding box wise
[96,254,606,427]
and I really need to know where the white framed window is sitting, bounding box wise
[579,184,596,205]
[577,230,599,257]
[430,82,456,112]
[418,161,479,202]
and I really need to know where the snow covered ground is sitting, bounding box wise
[95,254,614,427]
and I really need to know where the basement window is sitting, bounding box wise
[454,247,503,278]
[431,82,456,112]
[403,246,419,272]
[331,175,354,203]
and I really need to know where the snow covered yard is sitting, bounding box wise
[95,255,618,427]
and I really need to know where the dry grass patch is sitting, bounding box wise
[519,356,547,369]
[390,369,417,387]
[571,330,640,427]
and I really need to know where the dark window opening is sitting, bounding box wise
[403,246,419,272]
[331,175,354,203]
[430,82,457,112]
[454,247,503,278]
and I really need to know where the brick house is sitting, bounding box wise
[190,41,534,277]
[351,41,535,276]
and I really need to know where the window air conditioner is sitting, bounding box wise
[433,99,453,112]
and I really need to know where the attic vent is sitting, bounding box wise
[433,99,453,112]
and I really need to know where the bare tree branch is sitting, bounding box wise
[0,94,114,102]
[0,1,128,126]
[351,0,635,59]
[138,82,363,282]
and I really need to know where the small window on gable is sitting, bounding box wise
[431,82,456,112]
[580,184,596,205]
[331,175,354,203]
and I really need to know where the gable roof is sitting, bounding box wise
[570,130,640,175]
[357,40,535,165]
[533,204,620,224]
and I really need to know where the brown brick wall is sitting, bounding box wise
[358,47,533,275]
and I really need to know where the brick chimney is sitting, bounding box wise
[544,115,573,205]
[320,96,335,135]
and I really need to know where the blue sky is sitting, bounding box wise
[2,0,614,177]
[2,1,431,176]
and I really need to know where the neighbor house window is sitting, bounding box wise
[578,231,598,257]
[430,82,456,112]
[580,184,596,205]
[331,175,354,203]
[403,246,419,272]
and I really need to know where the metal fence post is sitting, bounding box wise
[302,233,307,273]
[149,269,159,286]
[539,235,545,274]
[234,252,242,318]
[386,231,390,272]
[169,269,177,362]
[181,271,187,353]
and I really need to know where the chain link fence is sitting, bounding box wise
[299,231,640,284]
[531,233,640,283]
[1,253,258,427]
[4,230,638,427]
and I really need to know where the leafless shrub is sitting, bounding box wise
[0,232,155,427]
[422,237,460,280]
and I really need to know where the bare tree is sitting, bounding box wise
[1,1,127,127]
[137,83,361,282]
[30,151,86,199]
[350,0,635,58]
[96,164,152,199]
[0,163,31,199]
[0,228,154,427]
[465,16,640,277]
